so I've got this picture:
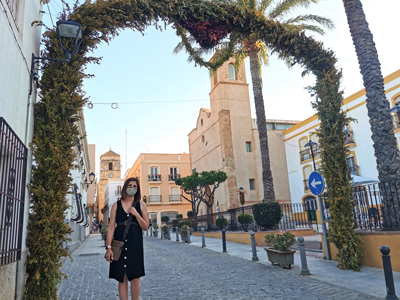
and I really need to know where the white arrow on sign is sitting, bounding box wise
[311,178,322,189]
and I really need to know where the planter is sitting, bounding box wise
[181,234,188,242]
[164,232,170,239]
[264,247,295,269]
[153,230,158,237]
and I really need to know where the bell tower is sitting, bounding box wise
[97,149,121,221]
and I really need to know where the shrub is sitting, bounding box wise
[216,216,228,229]
[100,227,108,234]
[161,225,169,233]
[179,220,193,228]
[161,216,170,223]
[187,211,193,218]
[152,224,158,230]
[252,202,283,229]
[265,231,296,252]
[176,213,183,219]
[180,225,192,236]
[238,214,253,231]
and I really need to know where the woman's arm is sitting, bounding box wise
[105,202,117,262]
[129,201,149,230]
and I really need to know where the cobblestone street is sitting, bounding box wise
[57,235,381,300]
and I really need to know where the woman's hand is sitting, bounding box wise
[105,248,113,262]
[128,206,138,216]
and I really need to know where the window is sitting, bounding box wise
[108,162,113,170]
[170,167,177,175]
[201,119,203,126]
[229,64,236,80]
[299,137,310,161]
[246,142,251,152]
[303,166,312,191]
[202,135,205,143]
[346,156,357,175]
[149,187,161,202]
[150,166,158,175]
[249,179,255,190]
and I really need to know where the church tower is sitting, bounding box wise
[97,149,121,222]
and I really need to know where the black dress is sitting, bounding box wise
[109,200,145,282]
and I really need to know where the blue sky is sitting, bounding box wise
[42,0,400,177]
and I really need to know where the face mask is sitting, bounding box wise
[126,187,137,197]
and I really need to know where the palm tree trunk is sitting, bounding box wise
[342,0,400,182]
[248,50,276,202]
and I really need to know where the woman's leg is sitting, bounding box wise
[118,274,129,300]
[130,278,141,300]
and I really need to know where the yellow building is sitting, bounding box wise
[189,57,298,213]
[97,149,121,222]
[125,153,192,226]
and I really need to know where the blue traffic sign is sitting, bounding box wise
[308,171,324,196]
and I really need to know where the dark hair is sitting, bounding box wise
[121,177,141,203]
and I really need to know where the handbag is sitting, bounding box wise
[106,202,137,262]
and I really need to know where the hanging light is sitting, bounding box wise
[56,19,83,61]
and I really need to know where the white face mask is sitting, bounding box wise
[126,187,137,197]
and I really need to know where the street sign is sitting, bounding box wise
[308,171,324,196]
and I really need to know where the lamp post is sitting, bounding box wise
[305,141,318,170]
[29,19,83,95]
[84,172,96,189]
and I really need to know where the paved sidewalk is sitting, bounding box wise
[176,231,400,299]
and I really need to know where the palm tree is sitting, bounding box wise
[175,0,333,202]
[342,0,400,225]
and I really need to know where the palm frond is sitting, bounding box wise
[259,0,273,13]
[258,42,269,67]
[234,47,248,70]
[299,24,325,35]
[268,0,318,19]
[285,14,335,31]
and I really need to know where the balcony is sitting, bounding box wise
[148,174,161,182]
[303,179,309,191]
[149,195,162,203]
[345,130,355,146]
[169,194,181,202]
[300,149,311,162]
[168,174,180,181]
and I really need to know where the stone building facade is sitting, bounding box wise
[188,58,297,214]
[97,149,121,222]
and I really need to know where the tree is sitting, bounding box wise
[174,0,333,202]
[342,0,400,224]
[175,171,227,230]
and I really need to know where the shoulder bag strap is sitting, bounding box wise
[121,201,135,241]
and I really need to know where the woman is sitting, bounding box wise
[105,177,149,300]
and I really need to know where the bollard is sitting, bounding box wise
[250,232,259,261]
[161,230,164,239]
[298,237,311,275]
[146,228,148,236]
[176,227,179,242]
[150,228,153,237]
[201,228,206,248]
[187,227,191,244]
[380,246,399,300]
[222,229,227,253]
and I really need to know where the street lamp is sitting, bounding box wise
[29,19,83,95]
[305,141,318,170]
[238,187,245,214]
[84,172,96,188]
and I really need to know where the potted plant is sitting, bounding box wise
[264,231,296,268]
[180,225,192,242]
[161,225,170,239]
[153,224,159,237]
[161,216,170,224]
[238,214,253,232]
[100,227,108,246]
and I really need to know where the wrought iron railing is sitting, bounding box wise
[149,195,162,203]
[0,118,28,266]
[180,203,313,232]
[169,194,181,202]
[345,130,355,145]
[168,174,180,181]
[148,174,161,181]
[299,149,310,162]
[322,181,400,230]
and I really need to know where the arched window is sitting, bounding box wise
[229,64,236,80]
[303,165,312,191]
[299,137,309,161]
[108,162,113,170]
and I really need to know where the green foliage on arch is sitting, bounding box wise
[26,0,362,298]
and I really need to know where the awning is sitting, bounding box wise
[351,174,379,186]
